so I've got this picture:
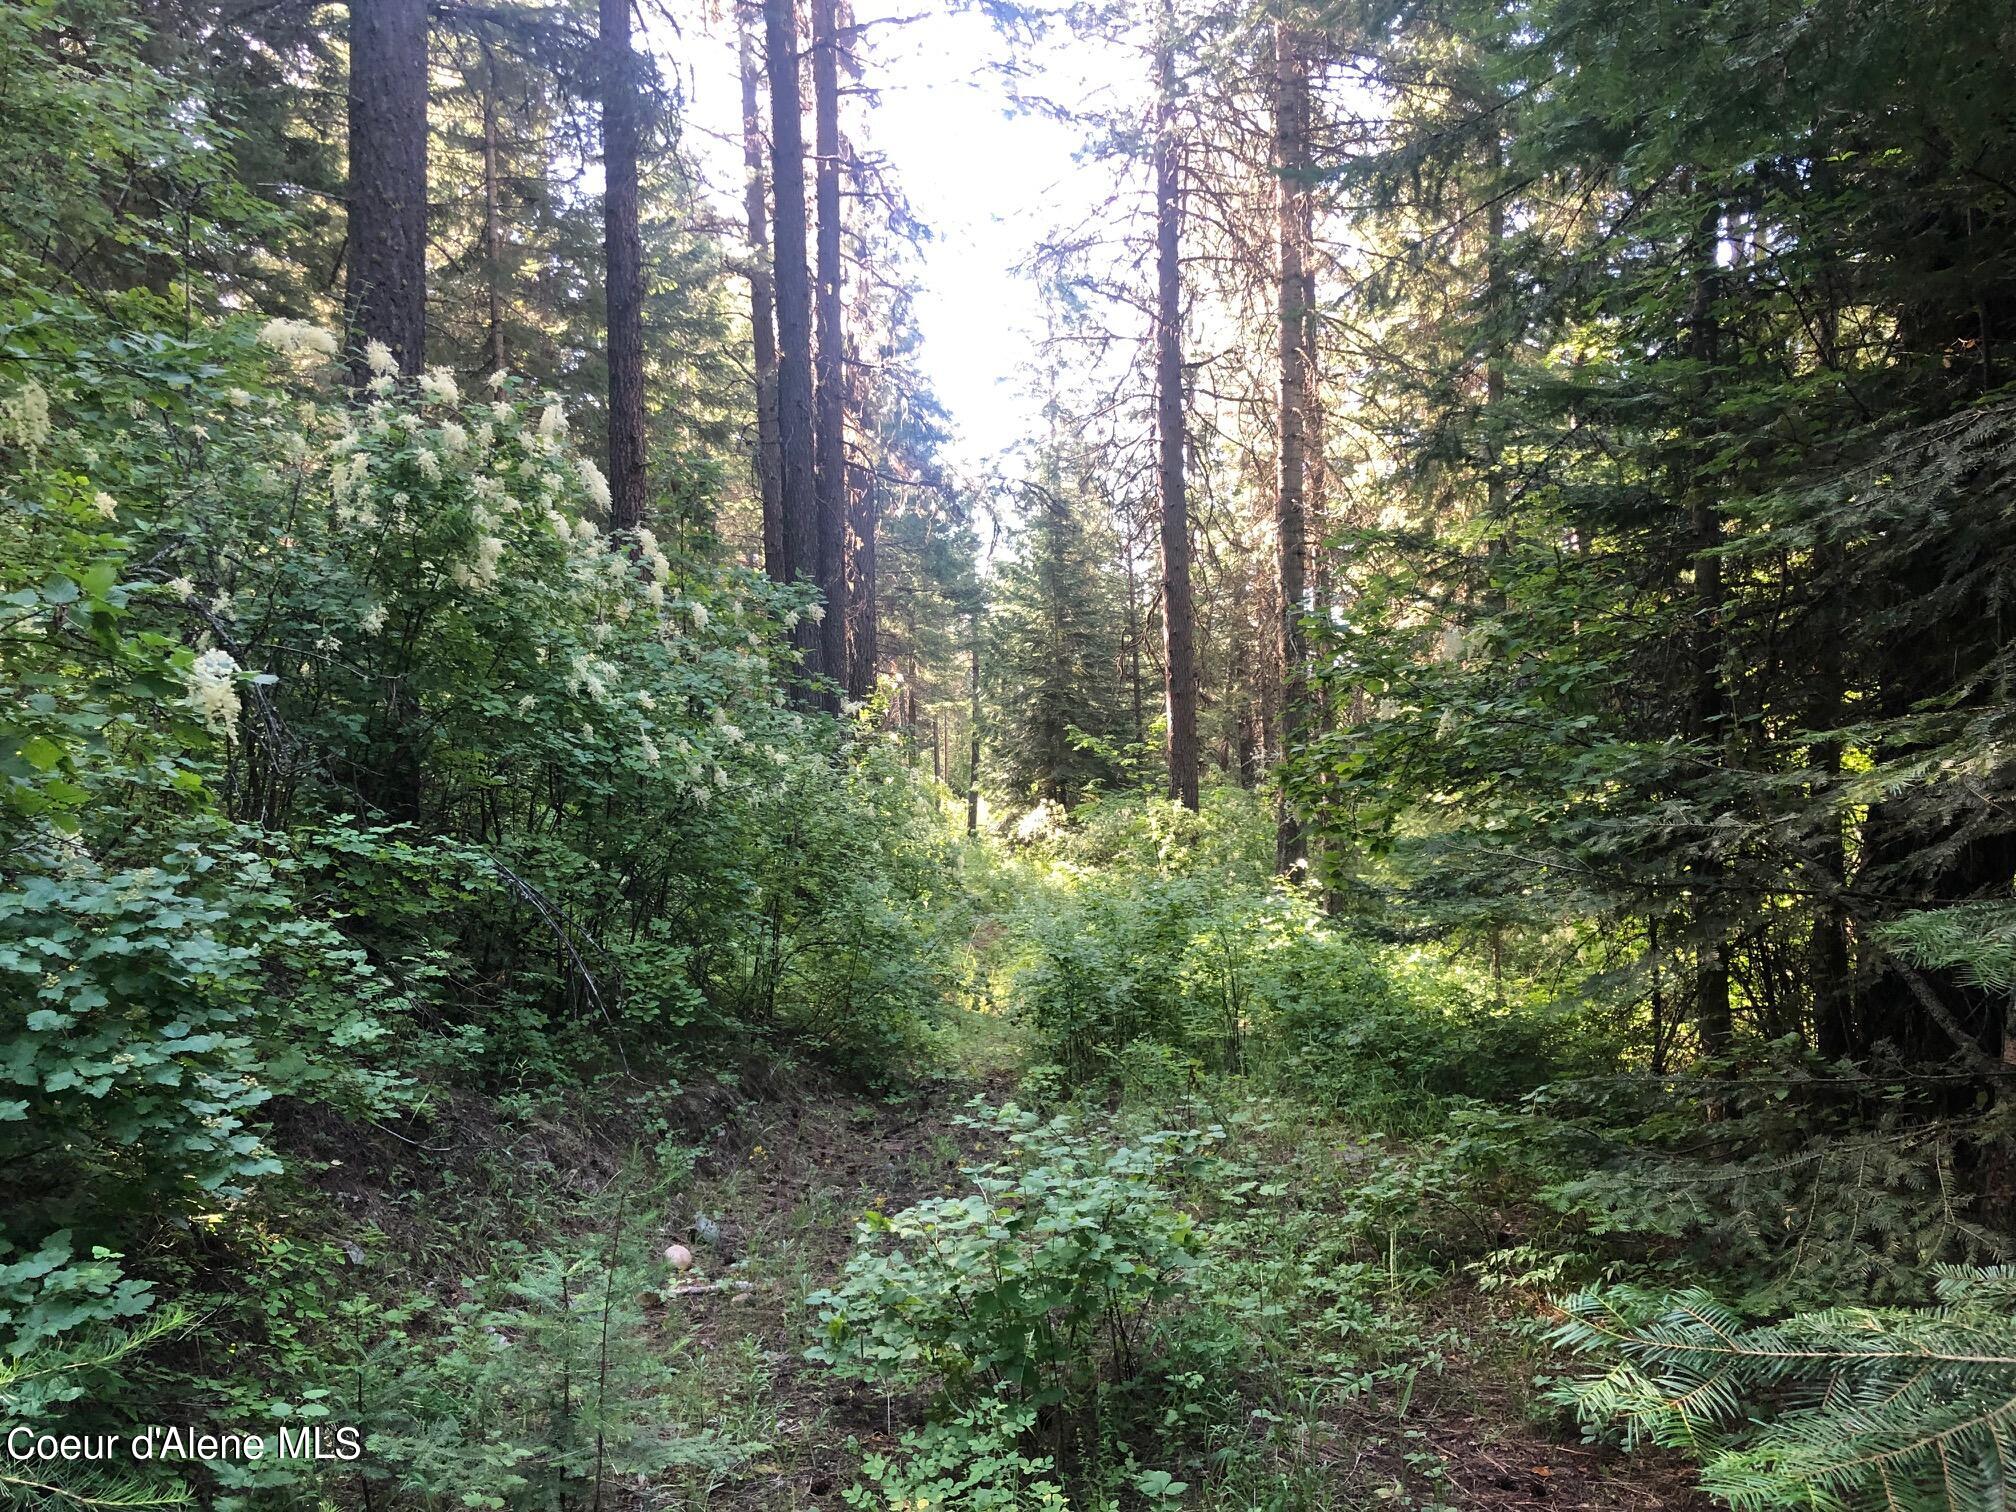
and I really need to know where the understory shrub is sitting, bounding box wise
[807,1105,1211,1503]
[999,791,1581,1114]
[808,1104,1208,1405]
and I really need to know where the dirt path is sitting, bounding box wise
[646,1082,997,1508]
[645,1081,1709,1511]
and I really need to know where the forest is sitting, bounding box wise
[3,0,2016,1506]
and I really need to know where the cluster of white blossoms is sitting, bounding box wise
[566,652,618,703]
[417,368,460,407]
[634,527,671,582]
[365,340,398,378]
[448,533,505,590]
[1,379,51,453]
[330,450,373,521]
[183,648,244,739]
[257,318,339,363]
[286,375,749,693]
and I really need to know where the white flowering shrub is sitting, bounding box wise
[0,304,960,1369]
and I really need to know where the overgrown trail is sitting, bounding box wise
[653,1083,1001,1506]
[651,1059,1711,1511]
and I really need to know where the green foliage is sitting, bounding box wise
[0,1235,156,1358]
[1550,1268,2016,1511]
[997,791,1583,1114]
[808,1104,1207,1408]
[1541,1112,2012,1311]
[0,1309,192,1509]
[0,831,422,1233]
[985,477,1135,809]
[0,288,963,1344]
[1293,0,2016,1084]
[353,1239,746,1512]
[1880,903,2016,997]
[0,17,966,1485]
[845,1399,1068,1512]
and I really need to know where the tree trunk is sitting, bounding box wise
[345,0,428,380]
[1123,525,1145,750]
[845,361,878,697]
[480,38,506,373]
[966,629,981,836]
[811,0,849,700]
[1685,198,1733,1060]
[763,0,820,681]
[737,0,784,576]
[1154,7,1198,811]
[1272,12,1310,867]
[599,0,647,532]
[1483,117,1509,607]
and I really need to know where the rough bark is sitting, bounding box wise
[599,0,647,532]
[763,0,820,679]
[345,0,429,380]
[1154,10,1198,811]
[845,349,878,697]
[1123,526,1145,749]
[1273,14,1310,867]
[737,0,784,577]
[810,0,849,699]
[480,38,506,373]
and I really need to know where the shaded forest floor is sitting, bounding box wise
[638,1058,1711,1511]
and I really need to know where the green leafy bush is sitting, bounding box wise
[0,182,961,1512]
[845,1399,1068,1512]
[999,790,1579,1116]
[807,1106,1208,1410]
